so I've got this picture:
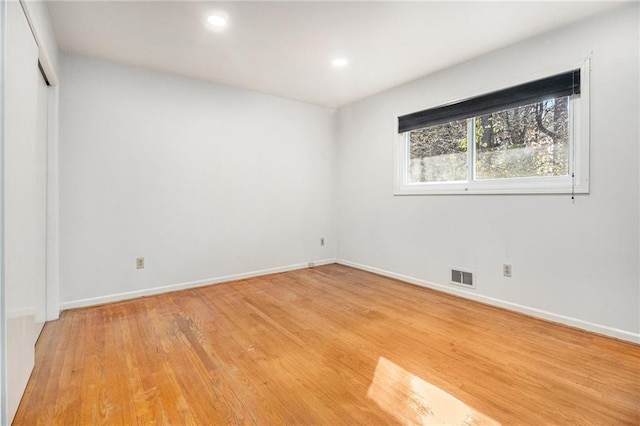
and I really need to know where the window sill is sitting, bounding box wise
[394,177,589,195]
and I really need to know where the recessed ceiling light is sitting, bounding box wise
[207,15,227,28]
[332,58,348,68]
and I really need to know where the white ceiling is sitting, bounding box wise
[47,1,627,108]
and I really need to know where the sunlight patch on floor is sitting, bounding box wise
[367,357,499,425]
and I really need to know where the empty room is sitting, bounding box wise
[2,0,639,424]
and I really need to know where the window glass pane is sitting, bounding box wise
[475,97,570,180]
[408,120,467,183]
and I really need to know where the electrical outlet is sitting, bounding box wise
[137,257,145,269]
[503,264,512,277]
[320,237,325,246]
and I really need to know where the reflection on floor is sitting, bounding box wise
[368,356,498,425]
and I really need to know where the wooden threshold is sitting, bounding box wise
[13,264,640,425]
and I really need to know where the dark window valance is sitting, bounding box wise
[398,70,580,133]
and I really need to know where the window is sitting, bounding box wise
[395,61,589,195]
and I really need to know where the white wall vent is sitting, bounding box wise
[450,268,475,288]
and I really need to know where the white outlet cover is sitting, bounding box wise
[503,264,512,277]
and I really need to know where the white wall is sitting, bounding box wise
[59,54,337,307]
[337,5,640,341]
[0,4,6,422]
[637,2,640,344]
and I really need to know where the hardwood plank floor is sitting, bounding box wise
[14,264,640,425]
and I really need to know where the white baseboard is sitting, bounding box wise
[59,258,337,311]
[337,259,640,344]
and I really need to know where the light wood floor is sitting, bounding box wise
[14,264,640,425]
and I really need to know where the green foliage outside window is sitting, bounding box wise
[408,97,570,183]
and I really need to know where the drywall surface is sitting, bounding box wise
[59,54,336,305]
[337,6,640,339]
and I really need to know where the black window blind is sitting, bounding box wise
[398,70,580,133]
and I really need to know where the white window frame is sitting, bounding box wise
[394,59,590,196]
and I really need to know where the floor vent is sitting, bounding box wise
[450,268,475,288]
